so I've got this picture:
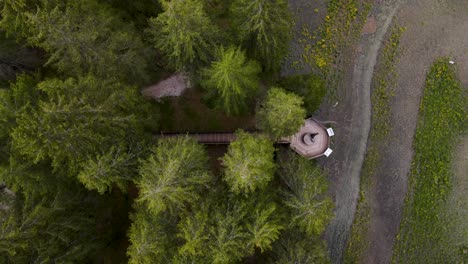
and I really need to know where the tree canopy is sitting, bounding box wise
[127,205,178,264]
[257,87,306,139]
[128,189,284,263]
[21,0,151,83]
[278,151,333,236]
[147,0,219,71]
[230,0,293,71]
[0,0,333,262]
[136,136,211,215]
[10,75,151,176]
[0,183,112,263]
[221,130,276,194]
[202,46,261,115]
[270,230,330,264]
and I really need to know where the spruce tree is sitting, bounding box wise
[230,0,293,71]
[8,74,152,191]
[269,229,330,264]
[0,185,110,263]
[278,152,333,236]
[127,206,178,264]
[136,136,211,215]
[257,87,306,139]
[21,0,151,83]
[147,0,218,71]
[202,46,261,116]
[221,130,276,194]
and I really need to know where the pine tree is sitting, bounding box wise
[269,229,330,264]
[257,87,306,139]
[176,209,210,258]
[0,0,35,37]
[207,205,250,263]
[202,46,261,116]
[0,156,69,196]
[23,0,151,83]
[127,206,178,264]
[136,136,211,215]
[9,74,152,190]
[221,130,276,194]
[278,152,333,236]
[147,0,218,71]
[176,192,283,262]
[246,201,283,253]
[230,0,293,71]
[0,186,110,263]
[0,73,39,144]
[77,145,139,194]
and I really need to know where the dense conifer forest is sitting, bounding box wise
[0,0,333,262]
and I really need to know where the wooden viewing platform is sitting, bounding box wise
[157,118,334,159]
[288,118,332,159]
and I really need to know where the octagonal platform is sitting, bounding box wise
[288,118,331,159]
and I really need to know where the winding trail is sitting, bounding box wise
[364,0,468,263]
[323,1,402,263]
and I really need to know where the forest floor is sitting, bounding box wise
[158,88,255,133]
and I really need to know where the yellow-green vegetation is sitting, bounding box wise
[345,26,405,263]
[301,0,372,71]
[279,74,326,115]
[282,0,369,113]
[221,131,276,194]
[371,26,405,139]
[392,59,467,263]
[257,87,306,139]
[202,46,261,116]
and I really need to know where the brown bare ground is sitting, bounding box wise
[320,1,401,263]
[363,0,468,263]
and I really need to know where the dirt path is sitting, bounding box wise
[283,0,466,263]
[322,1,402,263]
[363,0,468,263]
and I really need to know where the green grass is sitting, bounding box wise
[392,59,466,263]
[344,26,404,263]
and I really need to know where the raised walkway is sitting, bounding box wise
[157,118,333,159]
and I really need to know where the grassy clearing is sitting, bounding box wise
[344,26,405,263]
[392,59,467,263]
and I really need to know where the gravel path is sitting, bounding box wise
[323,2,401,263]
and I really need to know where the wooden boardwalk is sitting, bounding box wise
[157,132,290,145]
[157,119,332,159]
